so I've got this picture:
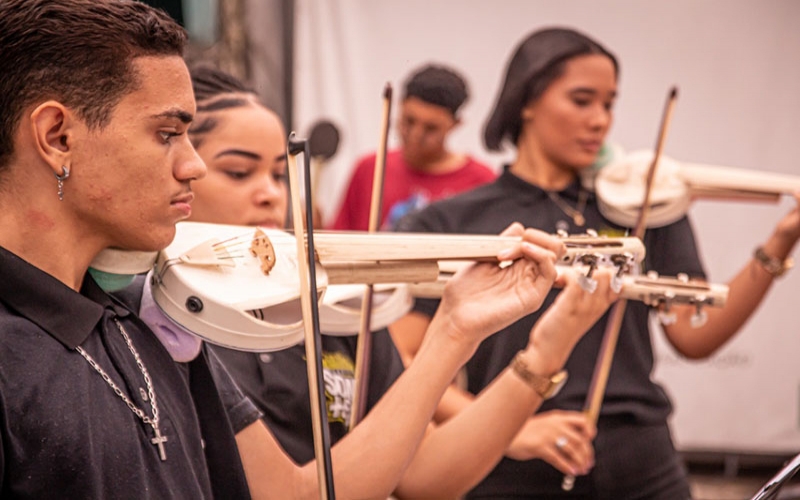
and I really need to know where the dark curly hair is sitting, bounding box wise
[187,65,259,147]
[0,0,187,171]
[403,64,469,117]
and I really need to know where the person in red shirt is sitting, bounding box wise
[331,64,496,230]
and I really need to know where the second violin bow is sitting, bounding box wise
[563,86,679,491]
[350,83,393,430]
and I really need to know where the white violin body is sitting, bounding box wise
[318,284,413,336]
[152,222,314,351]
[595,149,800,228]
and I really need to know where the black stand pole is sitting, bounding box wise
[751,452,800,500]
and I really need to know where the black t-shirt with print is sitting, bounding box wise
[212,328,404,465]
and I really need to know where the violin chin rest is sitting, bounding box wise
[88,268,136,292]
[90,248,159,275]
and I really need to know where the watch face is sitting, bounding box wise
[546,371,569,399]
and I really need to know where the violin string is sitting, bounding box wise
[212,234,252,250]
[216,254,245,260]
[211,233,247,248]
[212,232,271,254]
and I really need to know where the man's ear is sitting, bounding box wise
[29,101,75,175]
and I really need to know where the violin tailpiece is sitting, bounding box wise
[179,239,237,268]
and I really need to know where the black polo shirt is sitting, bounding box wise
[0,246,251,499]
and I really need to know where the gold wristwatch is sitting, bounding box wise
[510,351,568,399]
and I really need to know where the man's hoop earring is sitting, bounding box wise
[55,166,70,201]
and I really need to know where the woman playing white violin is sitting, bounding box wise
[145,65,621,499]
[392,27,800,499]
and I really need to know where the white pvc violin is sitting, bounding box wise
[315,283,413,336]
[595,149,800,228]
[90,221,646,351]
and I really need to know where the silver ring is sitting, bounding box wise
[555,436,568,449]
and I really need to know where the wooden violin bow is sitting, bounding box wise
[286,133,336,499]
[350,83,393,430]
[563,87,679,491]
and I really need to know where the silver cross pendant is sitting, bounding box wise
[151,427,168,461]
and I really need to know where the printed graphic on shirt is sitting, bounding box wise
[599,227,629,238]
[322,351,355,426]
[384,192,430,230]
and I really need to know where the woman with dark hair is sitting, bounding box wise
[394,27,800,499]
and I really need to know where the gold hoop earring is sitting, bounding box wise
[55,166,70,201]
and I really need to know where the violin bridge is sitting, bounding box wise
[250,229,277,275]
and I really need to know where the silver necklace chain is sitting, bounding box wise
[75,318,168,461]
[546,188,588,227]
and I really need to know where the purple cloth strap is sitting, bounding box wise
[139,273,203,362]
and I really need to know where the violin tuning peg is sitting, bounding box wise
[578,274,598,294]
[691,306,708,328]
[611,253,632,276]
[577,253,600,277]
[658,309,678,325]
[611,276,623,294]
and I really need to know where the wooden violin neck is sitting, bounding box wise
[311,232,644,266]
[682,162,800,198]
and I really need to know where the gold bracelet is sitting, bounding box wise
[753,246,794,278]
[509,351,568,400]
